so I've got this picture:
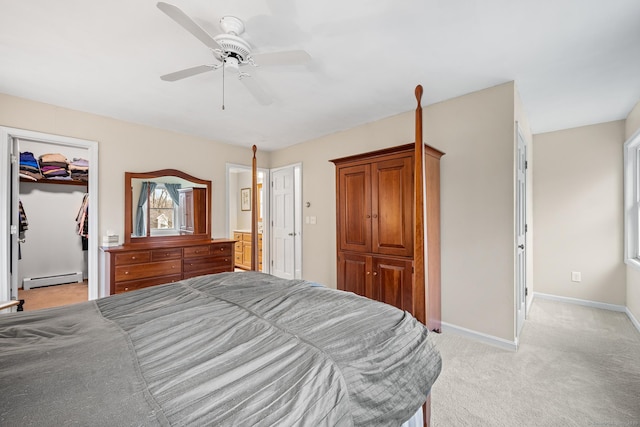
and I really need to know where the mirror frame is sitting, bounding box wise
[124,169,212,245]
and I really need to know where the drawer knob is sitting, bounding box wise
[131,256,136,260]
[124,271,129,275]
[220,247,224,251]
[373,272,378,276]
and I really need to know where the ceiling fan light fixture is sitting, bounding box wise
[224,56,240,70]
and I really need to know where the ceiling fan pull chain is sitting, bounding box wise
[222,58,226,110]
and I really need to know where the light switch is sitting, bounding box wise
[310,216,317,225]
[571,271,581,282]
[305,216,310,224]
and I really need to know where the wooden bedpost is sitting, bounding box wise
[251,145,259,271]
[415,85,431,427]
[414,85,426,325]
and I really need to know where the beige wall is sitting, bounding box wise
[0,92,269,242]
[533,121,626,305]
[626,100,640,322]
[272,82,519,341]
[428,82,516,341]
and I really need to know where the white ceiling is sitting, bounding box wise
[1,0,639,151]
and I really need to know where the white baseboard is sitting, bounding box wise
[440,295,640,352]
[533,292,640,334]
[440,321,518,352]
[533,292,626,312]
[626,307,640,333]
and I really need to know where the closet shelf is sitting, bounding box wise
[20,177,88,186]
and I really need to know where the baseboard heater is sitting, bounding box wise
[23,272,83,290]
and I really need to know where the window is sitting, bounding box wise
[624,128,640,267]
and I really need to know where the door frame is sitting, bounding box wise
[0,127,99,304]
[515,122,528,342]
[225,163,270,271]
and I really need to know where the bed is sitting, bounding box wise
[1,271,440,426]
[0,86,441,426]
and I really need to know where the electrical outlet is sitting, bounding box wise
[571,271,581,282]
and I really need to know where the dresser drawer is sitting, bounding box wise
[115,274,182,293]
[115,260,181,282]
[151,248,182,261]
[233,232,243,241]
[211,243,232,257]
[115,251,150,265]
[184,255,217,273]
[183,245,211,258]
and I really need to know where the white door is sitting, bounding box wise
[516,124,527,338]
[271,165,299,279]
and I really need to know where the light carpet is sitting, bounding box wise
[430,298,640,426]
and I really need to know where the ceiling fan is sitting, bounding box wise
[157,2,311,107]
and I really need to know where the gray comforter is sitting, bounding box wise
[0,272,441,426]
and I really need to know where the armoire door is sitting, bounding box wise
[371,256,413,312]
[371,156,413,257]
[337,252,370,297]
[337,164,371,253]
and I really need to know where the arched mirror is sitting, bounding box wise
[124,169,211,245]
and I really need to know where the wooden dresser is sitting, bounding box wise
[102,239,235,294]
[331,143,444,330]
[233,230,262,270]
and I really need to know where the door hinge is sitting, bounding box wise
[525,224,528,233]
[525,160,528,169]
[10,225,17,235]
[525,287,528,297]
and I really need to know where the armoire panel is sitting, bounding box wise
[371,156,413,257]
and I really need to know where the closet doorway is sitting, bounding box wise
[0,127,99,310]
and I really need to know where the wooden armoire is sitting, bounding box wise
[331,143,444,331]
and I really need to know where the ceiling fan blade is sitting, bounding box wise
[239,75,273,105]
[251,50,311,67]
[157,2,222,51]
[161,65,215,81]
